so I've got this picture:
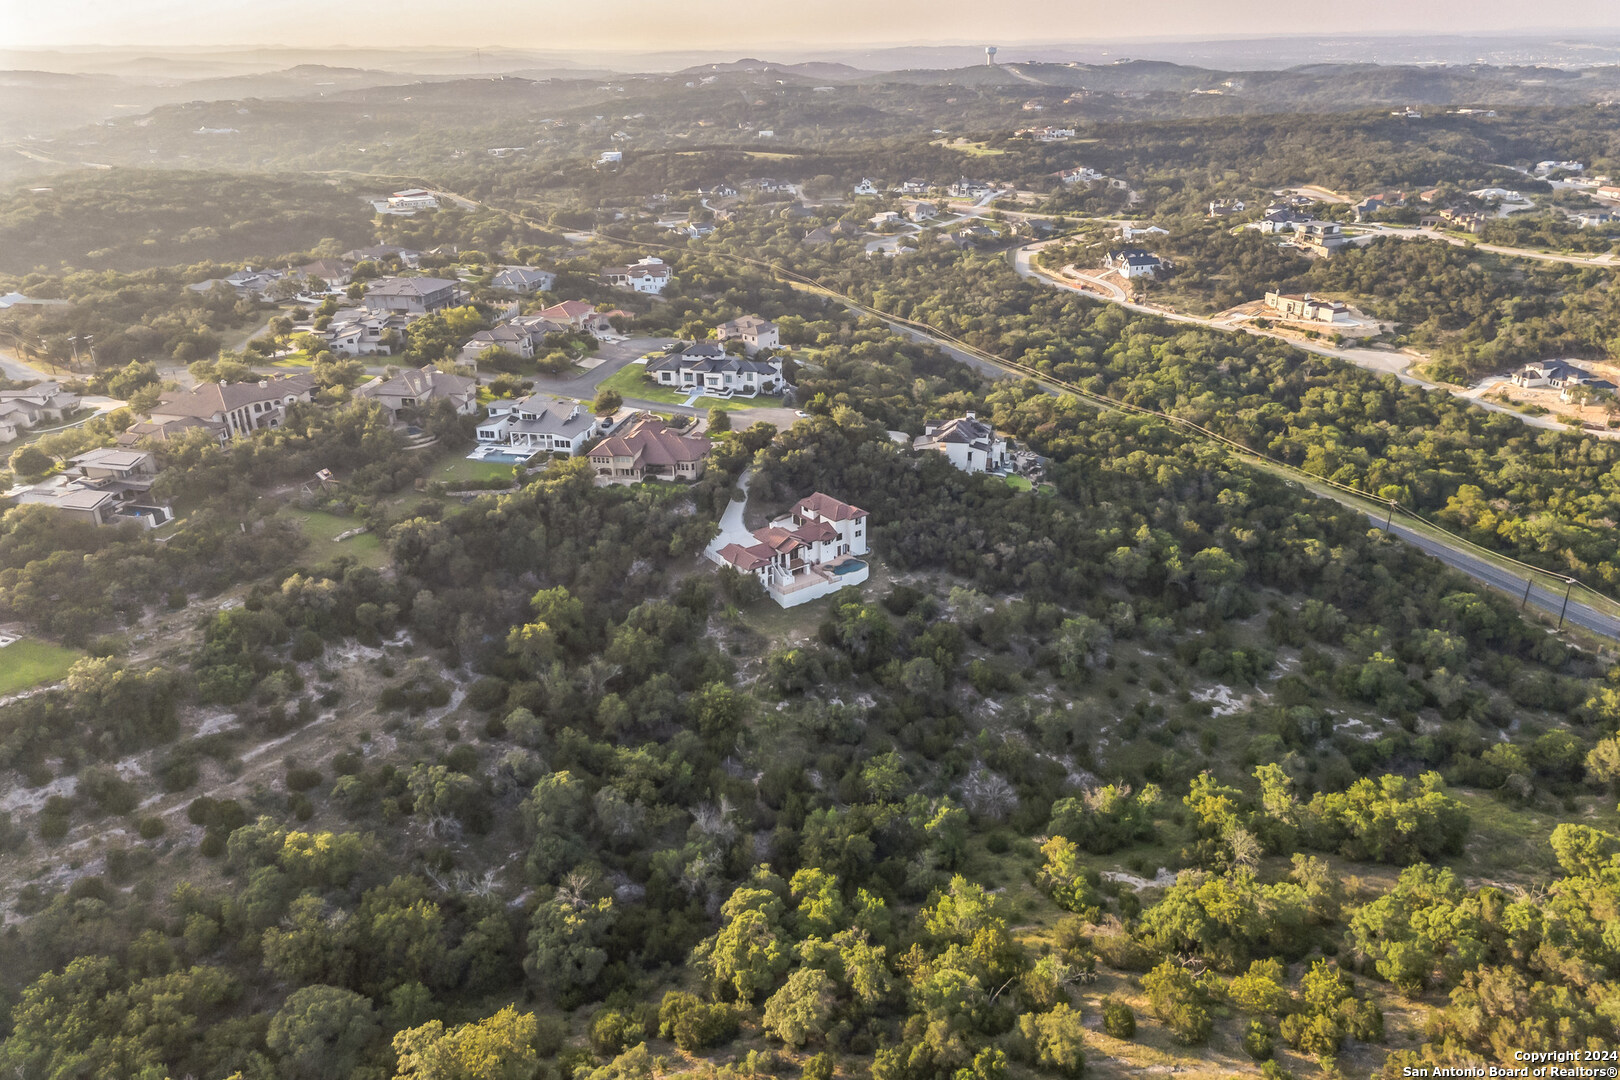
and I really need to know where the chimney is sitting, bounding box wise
[965,411,977,421]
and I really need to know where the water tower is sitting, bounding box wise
[985,46,998,66]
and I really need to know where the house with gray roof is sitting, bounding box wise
[475,394,602,455]
[356,366,477,422]
[491,266,556,295]
[914,412,1009,474]
[647,342,785,396]
[363,276,459,315]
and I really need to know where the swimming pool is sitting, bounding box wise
[467,447,539,465]
[829,559,867,576]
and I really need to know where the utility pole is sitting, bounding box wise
[1558,577,1576,630]
[1521,577,1533,609]
[1384,499,1396,532]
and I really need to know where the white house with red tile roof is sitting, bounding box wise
[710,491,870,607]
[600,256,671,294]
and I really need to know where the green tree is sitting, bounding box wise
[1142,960,1214,1044]
[393,1006,540,1080]
[762,968,836,1048]
[8,445,52,478]
[592,388,624,415]
[266,984,380,1080]
[1016,1002,1087,1078]
[526,873,616,1001]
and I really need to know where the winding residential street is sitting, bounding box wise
[804,253,1620,641]
[1352,222,1620,267]
[1009,240,1573,433]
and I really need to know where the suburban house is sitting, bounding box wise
[187,267,285,299]
[1263,291,1350,323]
[1598,185,1620,202]
[1511,359,1603,390]
[385,188,440,212]
[715,315,780,354]
[476,394,601,455]
[1354,191,1407,219]
[648,343,786,395]
[1256,208,1312,234]
[0,383,80,436]
[598,150,623,165]
[1027,126,1077,142]
[914,412,1010,474]
[356,366,478,422]
[853,178,880,196]
[321,308,409,357]
[364,277,458,315]
[1424,207,1487,233]
[711,492,871,608]
[699,183,739,199]
[908,203,939,222]
[536,300,613,336]
[1294,220,1350,252]
[297,259,352,288]
[588,416,712,480]
[802,226,835,245]
[138,374,316,443]
[870,211,902,226]
[948,178,992,198]
[1575,210,1618,228]
[898,178,934,195]
[5,448,170,527]
[600,257,671,294]
[1118,223,1168,241]
[342,244,421,265]
[1535,160,1584,175]
[491,266,556,294]
[463,322,547,362]
[1103,248,1166,278]
[1208,198,1246,217]
[1059,167,1103,185]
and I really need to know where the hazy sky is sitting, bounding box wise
[6,0,1620,51]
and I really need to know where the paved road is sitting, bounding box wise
[1011,241,1573,433]
[1358,510,1620,638]
[809,264,1620,641]
[526,335,668,400]
[0,348,55,383]
[1354,223,1620,268]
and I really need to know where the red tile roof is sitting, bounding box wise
[717,542,773,571]
[589,417,711,466]
[798,491,868,522]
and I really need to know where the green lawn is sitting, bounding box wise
[283,509,387,567]
[433,454,529,486]
[0,639,82,696]
[596,365,784,411]
[1005,475,1033,491]
[264,351,313,369]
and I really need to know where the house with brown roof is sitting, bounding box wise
[140,374,316,442]
[356,366,477,422]
[535,300,615,337]
[588,417,712,481]
[363,276,459,315]
[600,257,671,295]
[1263,291,1350,323]
[710,491,870,607]
[297,259,352,287]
